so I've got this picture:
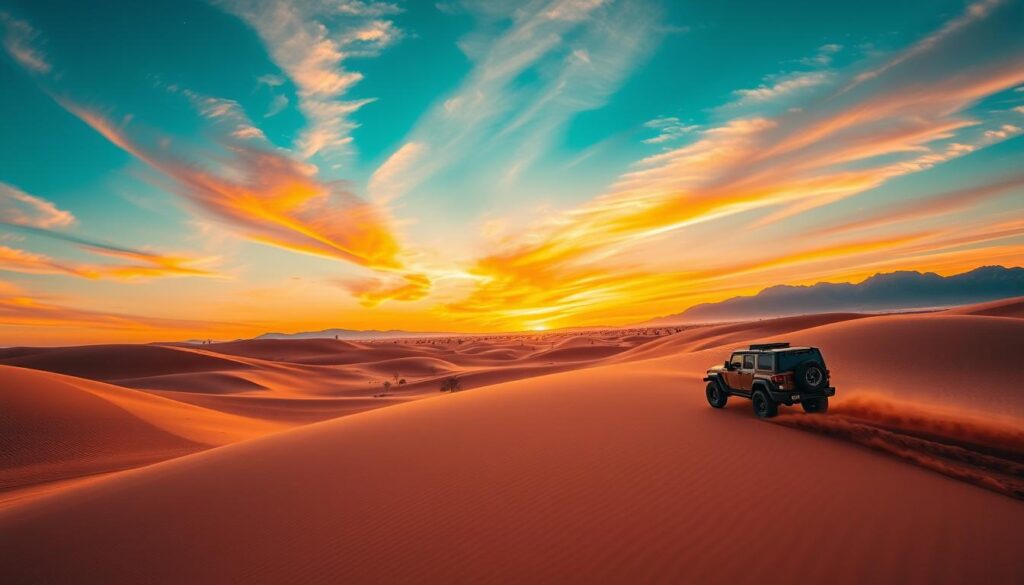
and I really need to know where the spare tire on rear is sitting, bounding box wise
[794,360,827,392]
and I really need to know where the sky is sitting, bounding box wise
[0,0,1022,345]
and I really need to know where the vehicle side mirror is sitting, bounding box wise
[723,360,732,370]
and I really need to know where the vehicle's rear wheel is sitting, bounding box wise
[706,381,728,408]
[801,396,829,413]
[794,360,827,392]
[752,388,778,418]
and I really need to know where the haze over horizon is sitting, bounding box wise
[2,0,1023,345]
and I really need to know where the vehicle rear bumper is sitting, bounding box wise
[769,387,835,404]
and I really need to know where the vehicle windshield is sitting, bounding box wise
[776,349,824,371]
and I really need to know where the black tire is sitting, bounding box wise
[752,388,778,419]
[794,360,827,392]
[801,396,829,413]
[706,381,728,408]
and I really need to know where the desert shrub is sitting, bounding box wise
[439,377,462,392]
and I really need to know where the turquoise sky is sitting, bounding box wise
[0,0,1022,344]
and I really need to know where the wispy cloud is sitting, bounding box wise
[0,243,217,280]
[367,142,427,204]
[57,100,429,302]
[732,71,831,105]
[0,244,87,277]
[371,0,663,203]
[0,226,219,280]
[265,93,289,118]
[0,11,50,73]
[213,0,404,160]
[168,85,268,141]
[813,174,1024,236]
[65,103,406,268]
[334,1,402,18]
[799,43,843,67]
[642,116,700,145]
[0,182,75,229]
[845,0,1005,89]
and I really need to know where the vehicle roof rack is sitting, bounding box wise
[748,342,790,351]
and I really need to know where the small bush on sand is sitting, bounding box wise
[439,377,462,393]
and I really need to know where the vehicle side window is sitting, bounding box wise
[757,353,772,370]
[743,354,755,369]
[730,354,743,367]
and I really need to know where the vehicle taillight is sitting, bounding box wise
[771,374,786,384]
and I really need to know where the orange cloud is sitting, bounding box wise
[0,239,217,281]
[0,244,88,277]
[80,246,219,280]
[0,182,75,228]
[813,174,1024,236]
[60,102,429,298]
[339,272,432,307]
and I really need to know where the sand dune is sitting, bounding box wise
[783,313,1024,415]
[2,299,1022,582]
[607,312,867,362]
[2,360,1022,583]
[944,295,1024,318]
[0,365,283,495]
[0,343,252,380]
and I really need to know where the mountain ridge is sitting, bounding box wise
[645,265,1024,325]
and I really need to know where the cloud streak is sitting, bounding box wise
[372,0,663,204]
[214,0,404,160]
[0,11,50,73]
[0,182,75,229]
[66,104,406,268]
[56,99,430,302]
[0,227,219,281]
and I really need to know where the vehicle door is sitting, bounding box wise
[756,352,774,390]
[737,353,756,392]
[723,353,744,390]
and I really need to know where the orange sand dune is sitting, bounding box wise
[943,295,1024,318]
[0,343,252,380]
[608,312,867,362]
[2,359,1021,583]
[144,391,407,424]
[783,313,1024,415]
[0,365,284,495]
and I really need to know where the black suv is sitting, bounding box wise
[703,342,835,418]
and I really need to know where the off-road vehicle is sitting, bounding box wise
[703,342,835,418]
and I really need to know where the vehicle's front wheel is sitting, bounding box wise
[801,396,829,413]
[706,381,728,408]
[752,389,778,419]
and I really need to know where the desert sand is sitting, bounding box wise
[1,297,1023,583]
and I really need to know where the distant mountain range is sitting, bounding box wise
[646,265,1024,325]
[254,328,452,341]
